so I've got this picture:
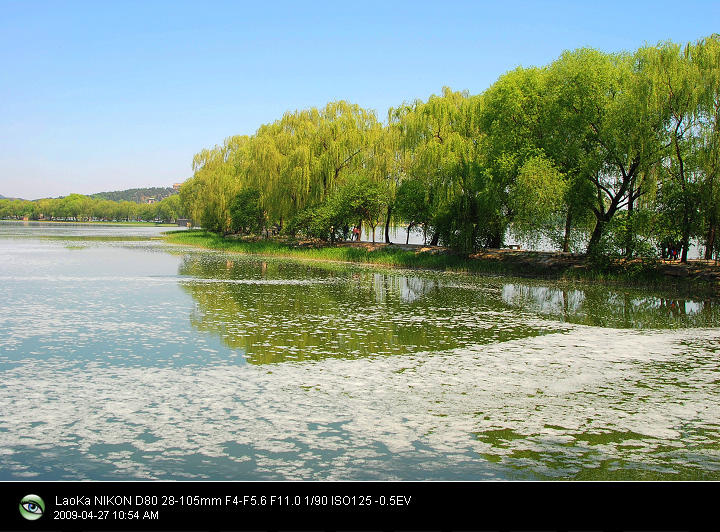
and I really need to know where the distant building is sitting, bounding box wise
[146,197,156,204]
[173,183,182,191]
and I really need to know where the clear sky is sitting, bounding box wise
[1,0,718,200]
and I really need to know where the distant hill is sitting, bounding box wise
[90,186,178,203]
[0,194,24,201]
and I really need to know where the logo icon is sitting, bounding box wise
[19,494,45,520]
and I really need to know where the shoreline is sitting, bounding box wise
[163,230,720,296]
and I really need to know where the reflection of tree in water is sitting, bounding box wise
[502,284,586,317]
[501,283,720,328]
[177,256,550,364]
[371,273,439,304]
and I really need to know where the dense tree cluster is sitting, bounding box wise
[0,193,184,223]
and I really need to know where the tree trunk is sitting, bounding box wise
[562,210,572,253]
[430,232,439,246]
[681,225,690,263]
[680,176,690,263]
[625,182,634,258]
[587,218,607,255]
[406,223,413,245]
[675,132,689,264]
[384,204,392,244]
[488,233,502,249]
[704,219,717,260]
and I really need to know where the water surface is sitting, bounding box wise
[1,221,718,480]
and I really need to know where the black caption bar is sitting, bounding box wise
[0,481,715,532]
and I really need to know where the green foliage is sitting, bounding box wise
[156,194,183,222]
[546,47,668,255]
[287,175,387,242]
[6,37,720,261]
[432,194,479,252]
[229,187,265,234]
[91,187,178,203]
[509,155,567,238]
[604,209,659,259]
[178,102,381,234]
[335,175,388,242]
[0,192,185,223]
[394,178,433,243]
[285,205,335,240]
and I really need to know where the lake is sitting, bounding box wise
[1,221,719,480]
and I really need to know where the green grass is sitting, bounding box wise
[163,230,512,274]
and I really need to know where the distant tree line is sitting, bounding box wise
[91,186,178,203]
[0,193,184,223]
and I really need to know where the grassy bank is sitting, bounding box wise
[164,230,720,294]
[164,230,487,270]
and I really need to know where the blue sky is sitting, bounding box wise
[1,0,718,199]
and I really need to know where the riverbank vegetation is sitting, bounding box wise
[179,35,720,267]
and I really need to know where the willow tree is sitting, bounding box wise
[394,177,433,244]
[314,101,380,195]
[368,120,407,243]
[245,102,380,231]
[508,155,568,241]
[391,87,482,251]
[694,35,720,259]
[338,175,388,243]
[248,110,318,228]
[478,66,587,250]
[490,67,592,252]
[183,135,250,233]
[640,41,705,262]
[547,48,667,255]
